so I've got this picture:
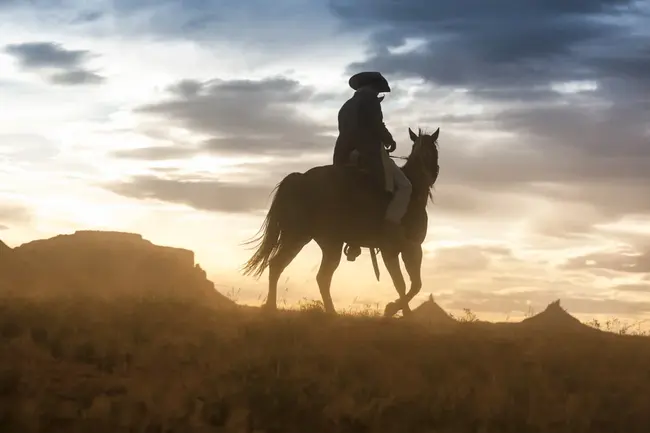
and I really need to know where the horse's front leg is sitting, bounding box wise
[401,243,423,305]
[381,248,411,317]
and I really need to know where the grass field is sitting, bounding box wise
[2,295,650,433]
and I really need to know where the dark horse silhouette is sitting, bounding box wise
[242,127,440,317]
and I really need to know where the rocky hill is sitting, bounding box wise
[0,239,10,254]
[407,296,597,334]
[0,230,233,307]
[518,299,596,332]
[409,294,458,327]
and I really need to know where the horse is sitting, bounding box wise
[241,127,441,317]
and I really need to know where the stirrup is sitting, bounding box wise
[343,244,362,262]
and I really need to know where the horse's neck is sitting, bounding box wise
[401,165,430,212]
[411,187,430,206]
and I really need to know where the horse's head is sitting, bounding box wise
[406,127,440,188]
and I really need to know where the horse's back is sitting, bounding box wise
[302,164,376,190]
[301,163,388,218]
[277,164,387,243]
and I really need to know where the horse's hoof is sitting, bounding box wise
[260,303,277,314]
[384,301,400,318]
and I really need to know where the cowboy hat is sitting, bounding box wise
[348,71,391,93]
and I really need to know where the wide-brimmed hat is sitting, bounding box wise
[348,71,391,92]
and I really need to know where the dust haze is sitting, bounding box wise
[2,231,649,432]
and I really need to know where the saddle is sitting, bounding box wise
[340,151,393,262]
[342,150,394,200]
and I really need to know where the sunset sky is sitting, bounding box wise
[1,0,649,321]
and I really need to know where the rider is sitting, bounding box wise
[333,71,413,247]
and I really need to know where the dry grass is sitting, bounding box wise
[2,295,650,433]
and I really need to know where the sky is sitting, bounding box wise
[1,0,649,322]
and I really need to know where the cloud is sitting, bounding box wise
[0,0,352,67]
[5,41,89,69]
[71,10,104,23]
[614,283,650,293]
[426,244,516,272]
[327,0,650,240]
[137,77,328,137]
[0,0,64,8]
[107,175,273,214]
[49,69,104,85]
[0,204,31,227]
[438,288,650,316]
[117,77,335,159]
[4,41,105,85]
[333,0,646,94]
[111,145,197,161]
[415,243,650,317]
[0,134,59,160]
[5,0,642,248]
[563,247,650,274]
[106,150,335,212]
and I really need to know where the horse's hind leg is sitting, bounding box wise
[264,236,310,311]
[315,239,343,314]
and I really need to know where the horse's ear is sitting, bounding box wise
[431,127,440,142]
[408,128,418,142]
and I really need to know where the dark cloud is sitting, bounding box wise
[433,117,650,238]
[167,79,204,98]
[328,0,649,239]
[5,42,90,69]
[333,0,645,93]
[107,175,273,214]
[6,0,634,244]
[4,41,104,85]
[376,92,647,235]
[0,224,8,230]
[494,100,649,161]
[137,77,327,136]
[390,96,648,241]
[49,69,105,85]
[128,77,335,158]
[71,10,104,23]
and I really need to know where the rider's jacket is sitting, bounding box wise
[333,87,395,182]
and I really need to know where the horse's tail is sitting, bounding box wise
[241,172,306,279]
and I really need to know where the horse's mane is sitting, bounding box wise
[402,127,439,202]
